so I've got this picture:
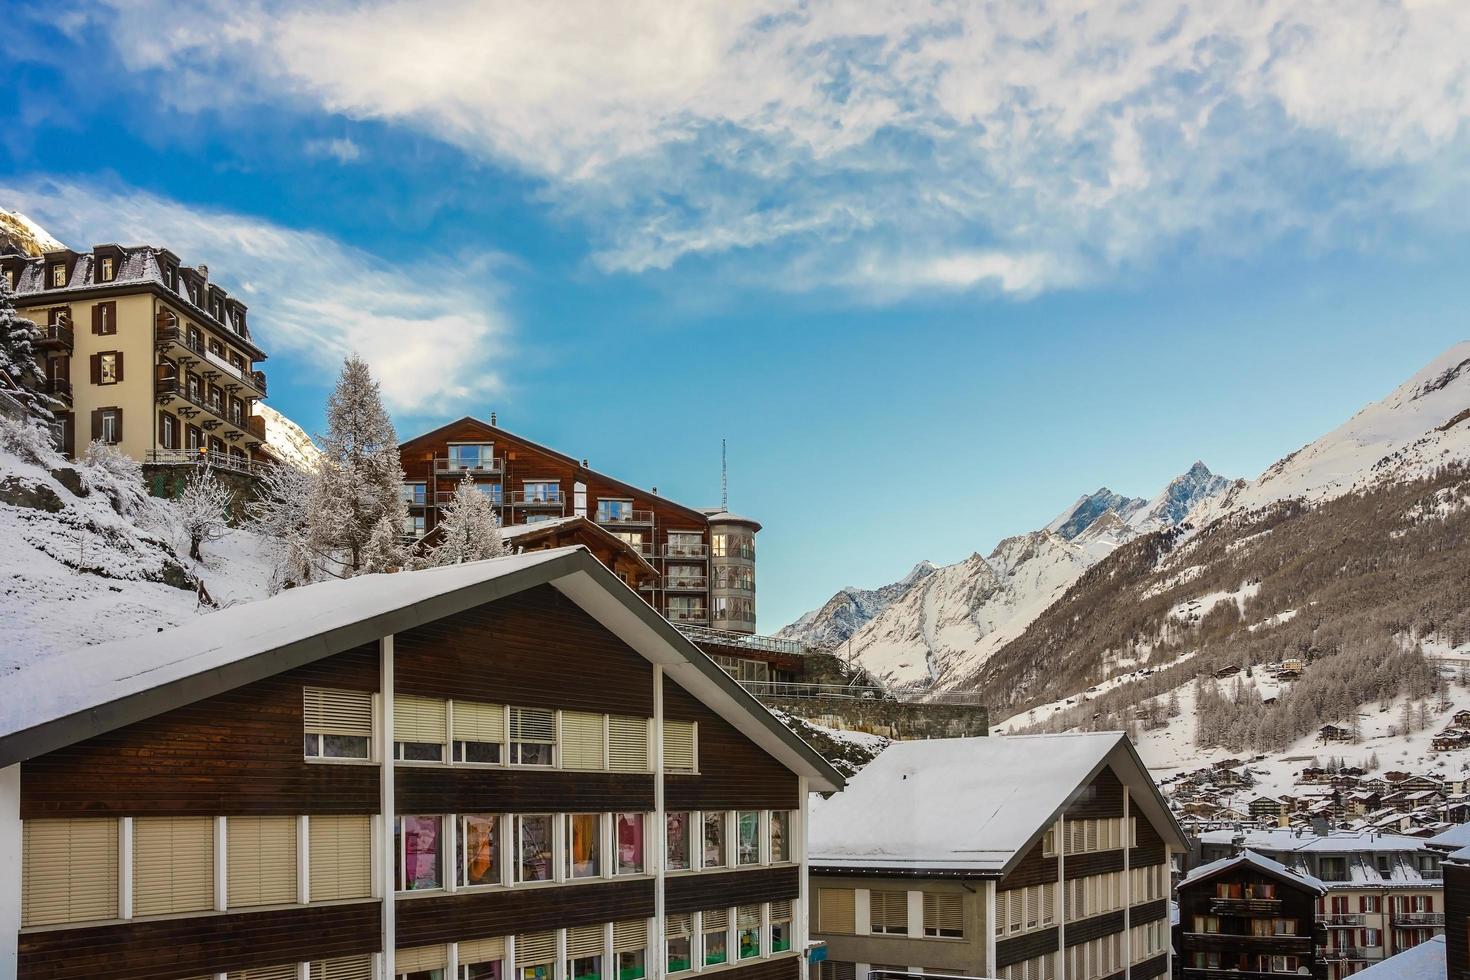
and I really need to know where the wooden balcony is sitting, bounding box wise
[45,377,72,405]
[1183,933,1313,956]
[38,322,73,353]
[1210,897,1282,915]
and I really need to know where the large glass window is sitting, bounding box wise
[568,813,601,879]
[770,811,791,863]
[737,906,761,959]
[509,707,556,766]
[616,812,645,875]
[516,814,554,883]
[597,499,635,522]
[617,949,645,980]
[448,443,495,470]
[463,963,501,980]
[522,481,560,503]
[703,909,729,966]
[459,814,500,887]
[771,901,793,952]
[703,812,726,869]
[402,483,427,506]
[666,812,692,871]
[667,915,693,974]
[737,812,760,865]
[396,816,443,892]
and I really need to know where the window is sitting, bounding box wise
[459,814,500,887]
[509,706,556,765]
[51,263,66,287]
[227,816,298,908]
[924,892,964,938]
[100,256,115,281]
[703,908,730,965]
[816,888,856,934]
[160,412,179,450]
[397,945,448,979]
[21,818,119,926]
[608,716,649,772]
[666,812,692,871]
[667,914,694,973]
[97,352,121,384]
[133,816,215,916]
[447,443,495,471]
[668,532,703,557]
[452,700,505,764]
[613,920,647,980]
[474,483,504,505]
[616,813,645,875]
[770,900,793,952]
[562,711,607,770]
[770,811,791,863]
[516,932,556,980]
[458,936,506,980]
[737,905,761,959]
[303,687,373,760]
[663,720,696,773]
[404,514,427,538]
[667,597,707,624]
[515,814,554,883]
[1193,915,1220,934]
[396,816,443,891]
[309,815,372,900]
[568,813,602,879]
[395,695,447,762]
[597,498,635,522]
[870,890,908,934]
[523,480,560,503]
[566,924,604,980]
[702,812,726,869]
[95,407,122,444]
[737,811,760,865]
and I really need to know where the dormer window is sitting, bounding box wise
[50,264,66,288]
[3,268,13,289]
[99,256,115,282]
[163,266,177,290]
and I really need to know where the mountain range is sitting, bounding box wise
[781,343,1470,699]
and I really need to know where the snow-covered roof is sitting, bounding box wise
[809,732,1185,876]
[1179,850,1327,894]
[1428,822,1470,850]
[500,515,584,538]
[0,547,843,790]
[1449,845,1470,863]
[1199,827,1430,853]
[1352,935,1444,980]
[704,511,762,529]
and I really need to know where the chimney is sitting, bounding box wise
[196,263,208,284]
[490,412,497,426]
[582,459,589,468]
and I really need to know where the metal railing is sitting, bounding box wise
[1316,948,1369,962]
[597,509,653,526]
[45,377,72,400]
[201,347,265,395]
[1322,914,1364,927]
[435,456,504,476]
[1393,913,1444,926]
[666,608,709,625]
[507,490,565,508]
[156,321,206,358]
[146,448,260,476]
[665,576,709,591]
[40,322,73,350]
[666,543,709,558]
[738,680,986,705]
[675,625,806,657]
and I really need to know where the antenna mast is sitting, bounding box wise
[721,438,728,511]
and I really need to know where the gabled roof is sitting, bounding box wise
[1352,935,1444,980]
[1179,850,1327,894]
[0,547,842,790]
[808,731,1187,877]
[1428,822,1470,851]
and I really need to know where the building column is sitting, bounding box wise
[0,764,20,980]
[380,635,396,980]
[1122,790,1131,979]
[1057,817,1067,980]
[984,881,997,979]
[796,776,811,980]
[653,665,665,980]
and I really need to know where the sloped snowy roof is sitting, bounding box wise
[808,732,1185,875]
[1199,827,1429,853]
[1352,935,1444,980]
[1428,822,1470,850]
[1179,850,1327,893]
[501,515,584,538]
[0,547,843,789]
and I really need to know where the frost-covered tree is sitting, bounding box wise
[361,514,407,574]
[176,464,231,561]
[315,355,407,576]
[428,474,507,566]
[249,462,323,590]
[0,276,52,421]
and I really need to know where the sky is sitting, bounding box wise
[2,1,1468,630]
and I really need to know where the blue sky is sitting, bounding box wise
[3,2,1469,629]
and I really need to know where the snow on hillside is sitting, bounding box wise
[257,403,322,470]
[1191,341,1470,526]
[0,207,66,257]
[0,422,275,669]
[1127,461,1234,532]
[1045,487,1147,539]
[776,560,936,649]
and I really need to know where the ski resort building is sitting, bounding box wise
[806,733,1187,980]
[1174,851,1327,980]
[0,546,843,980]
[0,245,272,474]
[1196,828,1447,978]
[401,417,762,634]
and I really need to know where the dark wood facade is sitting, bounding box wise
[1447,859,1470,980]
[1174,859,1325,980]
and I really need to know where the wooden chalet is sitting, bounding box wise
[0,547,843,980]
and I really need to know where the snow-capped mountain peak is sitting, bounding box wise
[1126,460,1233,531]
[1045,487,1147,540]
[0,208,66,257]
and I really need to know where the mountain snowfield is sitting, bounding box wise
[258,403,323,470]
[780,461,1234,689]
[0,207,65,257]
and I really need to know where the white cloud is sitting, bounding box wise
[81,0,1470,295]
[303,137,362,163]
[0,178,510,416]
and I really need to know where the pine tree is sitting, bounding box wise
[361,514,407,574]
[428,474,508,566]
[0,276,53,421]
[175,464,231,561]
[249,461,322,590]
[316,355,407,576]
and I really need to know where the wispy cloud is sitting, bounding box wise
[303,136,362,163]
[0,178,510,416]
[60,1,1470,296]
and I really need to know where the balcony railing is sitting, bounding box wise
[507,491,564,509]
[1316,948,1370,962]
[39,322,73,352]
[1323,915,1364,927]
[156,378,251,436]
[1393,913,1444,926]
[1210,897,1283,915]
[597,509,653,526]
[200,347,266,396]
[738,680,987,706]
[665,543,708,559]
[666,607,709,625]
[156,319,206,358]
[45,377,72,402]
[435,456,504,476]
[146,448,260,476]
[674,625,807,657]
[665,576,709,591]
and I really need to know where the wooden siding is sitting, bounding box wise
[1064,910,1124,947]
[20,645,379,818]
[1130,898,1168,926]
[1063,848,1124,880]
[996,926,1060,968]
[394,879,655,948]
[17,900,379,980]
[1446,862,1470,980]
[1065,769,1124,820]
[663,676,799,811]
[396,768,655,813]
[394,584,654,717]
[1133,953,1168,980]
[998,837,1058,891]
[1132,809,1166,867]
[666,867,801,914]
[711,957,801,980]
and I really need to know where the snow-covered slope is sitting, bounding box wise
[781,463,1230,689]
[257,403,322,470]
[1192,342,1470,526]
[0,207,65,257]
